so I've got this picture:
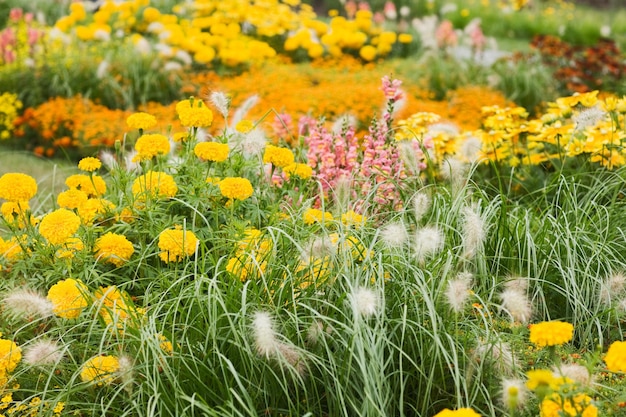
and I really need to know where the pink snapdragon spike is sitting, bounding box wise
[381,75,403,102]
[469,24,486,52]
[9,8,23,22]
[435,20,458,49]
[383,1,397,20]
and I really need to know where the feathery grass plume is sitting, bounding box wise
[617,298,626,314]
[22,340,63,366]
[439,157,467,192]
[553,363,593,387]
[304,234,338,259]
[251,311,304,374]
[472,342,516,375]
[500,378,527,411]
[445,271,473,313]
[461,205,486,259]
[412,192,431,223]
[209,91,230,119]
[241,129,267,159]
[598,271,626,306]
[98,150,119,171]
[413,225,444,263]
[117,354,135,390]
[499,277,532,324]
[457,134,482,163]
[306,320,326,345]
[573,105,606,131]
[332,176,352,213]
[379,221,409,248]
[350,286,381,318]
[230,95,259,127]
[3,288,54,319]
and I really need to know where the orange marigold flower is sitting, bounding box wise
[0,173,37,202]
[126,112,157,130]
[218,177,253,201]
[132,171,178,200]
[529,321,574,347]
[604,340,626,373]
[194,141,229,162]
[94,232,134,267]
[39,208,81,245]
[80,355,120,386]
[46,278,90,319]
[158,228,199,263]
[263,144,295,168]
[133,133,171,162]
[176,97,213,128]
[77,157,102,172]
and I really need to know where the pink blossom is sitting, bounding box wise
[380,75,403,102]
[435,20,458,49]
[9,8,23,22]
[383,1,397,20]
[273,112,293,140]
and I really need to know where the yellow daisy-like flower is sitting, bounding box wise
[432,408,482,417]
[263,144,295,168]
[540,393,597,417]
[46,278,90,319]
[235,119,254,133]
[194,142,229,162]
[158,334,174,354]
[94,232,134,267]
[0,173,37,202]
[77,157,102,172]
[529,321,574,347]
[55,236,84,259]
[604,340,626,373]
[133,134,171,162]
[218,177,253,201]
[303,208,334,225]
[132,171,178,200]
[39,208,81,245]
[65,174,106,197]
[341,210,365,227]
[126,112,157,130]
[158,228,199,263]
[94,286,138,327]
[57,188,89,210]
[526,369,556,391]
[0,338,21,375]
[283,163,313,180]
[80,355,120,386]
[176,97,214,128]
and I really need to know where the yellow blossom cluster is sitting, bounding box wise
[0,338,21,387]
[226,228,272,281]
[176,98,214,128]
[46,278,90,319]
[0,92,23,140]
[80,355,120,386]
[194,141,230,162]
[218,177,254,201]
[529,320,574,347]
[263,144,295,168]
[158,227,199,263]
[132,170,178,200]
[133,133,171,162]
[94,232,135,267]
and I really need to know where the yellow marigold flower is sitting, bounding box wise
[39,208,81,245]
[65,174,106,197]
[398,33,413,43]
[218,177,254,201]
[283,163,313,180]
[158,228,199,263]
[132,171,178,200]
[0,235,25,260]
[226,255,267,282]
[194,142,229,162]
[176,97,213,128]
[540,393,597,417]
[359,45,377,61]
[94,286,138,327]
[77,157,102,172]
[263,144,295,168]
[433,408,482,417]
[0,338,21,375]
[126,112,157,130]
[526,369,557,391]
[77,198,115,225]
[172,132,189,143]
[80,355,120,386]
[57,188,88,210]
[303,208,334,225]
[0,173,37,202]
[235,119,254,133]
[55,237,84,259]
[341,210,365,227]
[94,232,134,267]
[604,340,626,373]
[158,334,174,354]
[133,134,171,162]
[46,278,90,319]
[529,321,574,347]
[1,201,29,227]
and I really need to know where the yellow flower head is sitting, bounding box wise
[132,171,178,200]
[1,201,30,227]
[57,188,89,210]
[94,286,138,327]
[65,174,107,197]
[540,393,597,417]
[0,173,37,202]
[176,97,214,128]
[235,119,254,133]
[46,278,90,319]
[359,45,377,62]
[94,232,134,267]
[341,210,365,227]
[77,157,102,172]
[529,320,574,347]
[283,163,313,180]
[158,228,199,263]
[133,134,171,162]
[126,112,157,130]
[55,237,84,259]
[432,408,482,417]
[0,338,21,375]
[194,142,230,162]
[39,208,81,245]
[263,144,295,168]
[80,355,120,386]
[604,340,626,373]
[303,208,334,225]
[218,177,254,201]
